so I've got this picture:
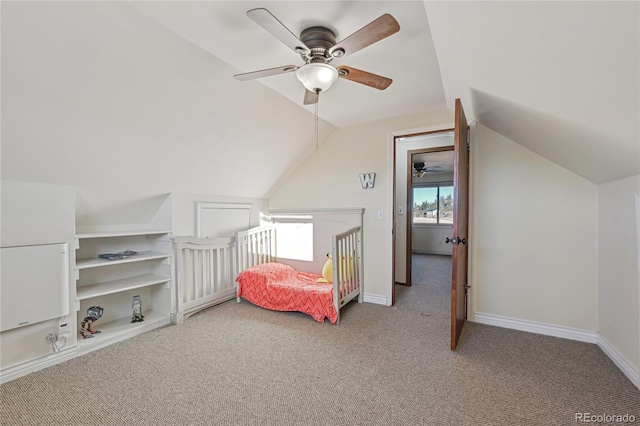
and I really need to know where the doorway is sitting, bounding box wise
[406,147,455,288]
[390,99,470,350]
[392,131,454,303]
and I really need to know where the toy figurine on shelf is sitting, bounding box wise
[131,295,144,323]
[80,306,104,339]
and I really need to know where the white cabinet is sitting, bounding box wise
[74,230,173,353]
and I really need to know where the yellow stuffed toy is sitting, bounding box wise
[316,253,353,283]
[316,253,333,283]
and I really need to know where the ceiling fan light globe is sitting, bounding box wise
[296,63,338,93]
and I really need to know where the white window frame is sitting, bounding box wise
[412,182,454,226]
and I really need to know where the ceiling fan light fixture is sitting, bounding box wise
[296,63,338,93]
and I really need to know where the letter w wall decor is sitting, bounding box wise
[359,173,376,189]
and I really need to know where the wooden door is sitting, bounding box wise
[451,99,470,350]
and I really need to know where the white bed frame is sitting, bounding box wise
[236,225,363,324]
[172,236,237,324]
[173,224,364,325]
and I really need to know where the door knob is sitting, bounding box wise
[446,237,467,245]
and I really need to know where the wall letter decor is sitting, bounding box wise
[359,173,376,189]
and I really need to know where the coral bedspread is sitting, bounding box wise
[236,262,338,324]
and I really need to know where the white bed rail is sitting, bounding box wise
[236,226,276,270]
[236,226,276,301]
[235,224,363,323]
[173,236,237,324]
[331,226,363,324]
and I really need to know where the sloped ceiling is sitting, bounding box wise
[2,0,637,201]
[424,1,639,184]
[134,0,639,185]
[131,1,446,129]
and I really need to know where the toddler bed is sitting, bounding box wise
[173,236,238,324]
[235,225,363,324]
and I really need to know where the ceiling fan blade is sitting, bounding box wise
[337,66,392,90]
[234,65,298,81]
[329,14,399,58]
[247,8,310,55]
[303,89,319,105]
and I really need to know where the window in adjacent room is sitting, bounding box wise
[412,184,454,224]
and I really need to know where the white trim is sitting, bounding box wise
[269,208,365,216]
[363,293,388,306]
[597,333,640,390]
[388,123,454,305]
[195,202,252,238]
[473,312,598,343]
[1,349,77,384]
[412,249,452,256]
[467,121,477,321]
[636,193,640,390]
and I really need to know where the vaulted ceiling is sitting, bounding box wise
[2,0,638,199]
[132,1,639,185]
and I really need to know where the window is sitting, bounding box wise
[412,184,454,224]
[271,215,313,261]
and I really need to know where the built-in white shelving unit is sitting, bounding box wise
[74,229,173,354]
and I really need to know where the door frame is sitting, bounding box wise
[405,146,455,288]
[390,128,454,305]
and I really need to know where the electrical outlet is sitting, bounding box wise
[58,322,70,334]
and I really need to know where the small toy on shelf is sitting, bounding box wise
[98,249,139,261]
[80,306,104,339]
[131,295,144,323]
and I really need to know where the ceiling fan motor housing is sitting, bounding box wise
[299,26,337,63]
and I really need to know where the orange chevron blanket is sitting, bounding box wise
[236,262,338,324]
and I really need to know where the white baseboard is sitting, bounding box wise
[413,250,452,256]
[473,312,598,343]
[363,293,387,305]
[597,334,640,390]
[473,312,639,391]
[1,349,76,384]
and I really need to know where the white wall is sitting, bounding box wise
[412,226,452,255]
[1,1,334,229]
[269,109,454,302]
[597,175,640,373]
[1,181,76,371]
[396,137,454,282]
[270,116,600,334]
[171,192,268,238]
[471,125,598,331]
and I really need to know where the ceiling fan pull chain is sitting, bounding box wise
[315,97,319,150]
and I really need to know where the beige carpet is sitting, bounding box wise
[1,254,638,425]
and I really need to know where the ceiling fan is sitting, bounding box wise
[234,8,400,105]
[412,162,443,178]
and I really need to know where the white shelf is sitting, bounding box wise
[76,251,170,270]
[76,230,171,239]
[76,274,170,301]
[77,310,169,353]
[73,226,173,356]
